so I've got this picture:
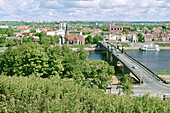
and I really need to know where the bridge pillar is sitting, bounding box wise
[109,46,113,63]
[107,45,110,61]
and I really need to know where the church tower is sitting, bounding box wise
[65,24,69,44]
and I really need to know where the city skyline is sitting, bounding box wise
[0,0,170,21]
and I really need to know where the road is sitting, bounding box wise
[100,42,170,96]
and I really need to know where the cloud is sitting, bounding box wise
[0,0,169,21]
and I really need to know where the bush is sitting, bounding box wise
[0,42,114,89]
[0,44,3,47]
[0,76,169,112]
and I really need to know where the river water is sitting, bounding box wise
[88,50,170,73]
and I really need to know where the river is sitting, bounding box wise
[88,50,170,73]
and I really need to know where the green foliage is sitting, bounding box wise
[117,74,133,95]
[0,28,14,37]
[0,44,4,47]
[0,76,170,113]
[23,36,34,42]
[93,35,103,44]
[122,29,129,34]
[145,30,149,34]
[99,25,108,31]
[35,31,45,38]
[119,43,130,47]
[137,33,144,42]
[85,35,93,44]
[69,44,95,48]
[56,26,59,29]
[40,35,59,45]
[0,36,6,44]
[162,25,167,29]
[6,39,15,47]
[76,27,82,31]
[35,32,59,45]
[30,29,36,33]
[82,31,91,35]
[155,43,170,47]
[101,32,105,35]
[0,43,114,89]
[156,71,170,75]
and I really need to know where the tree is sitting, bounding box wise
[35,31,45,38]
[138,33,144,42]
[83,32,91,35]
[117,74,133,95]
[145,30,149,34]
[0,42,115,89]
[23,36,34,42]
[56,26,60,30]
[93,35,100,44]
[134,27,137,31]
[13,39,19,45]
[123,29,129,34]
[6,39,14,47]
[39,35,59,45]
[93,35,103,44]
[161,25,167,29]
[101,33,105,35]
[30,29,36,33]
[0,36,6,44]
[85,35,93,44]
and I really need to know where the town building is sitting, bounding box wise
[45,31,56,36]
[0,25,9,29]
[108,23,132,33]
[65,24,85,45]
[17,26,28,30]
[144,34,153,42]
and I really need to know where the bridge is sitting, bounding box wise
[98,41,170,97]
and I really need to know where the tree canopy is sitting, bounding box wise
[0,42,114,89]
[0,76,169,113]
[138,33,144,42]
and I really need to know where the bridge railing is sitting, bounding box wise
[99,41,163,82]
[99,42,142,82]
[123,52,163,82]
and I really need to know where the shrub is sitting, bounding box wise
[0,76,169,112]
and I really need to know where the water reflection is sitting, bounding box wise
[125,50,170,72]
[87,51,104,61]
[88,50,170,73]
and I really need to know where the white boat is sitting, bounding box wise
[140,43,160,51]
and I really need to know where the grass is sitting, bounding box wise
[0,48,6,51]
[69,44,96,48]
[120,43,130,47]
[155,43,170,47]
[111,42,130,47]
[156,72,170,75]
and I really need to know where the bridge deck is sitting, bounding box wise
[99,41,170,96]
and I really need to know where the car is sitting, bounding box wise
[132,65,137,69]
[154,74,158,76]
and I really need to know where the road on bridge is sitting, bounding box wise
[100,41,170,97]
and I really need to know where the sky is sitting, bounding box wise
[0,0,169,21]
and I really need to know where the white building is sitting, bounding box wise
[55,30,65,37]
[46,31,56,36]
[131,33,138,42]
[21,29,30,33]
[121,35,126,42]
[108,34,117,41]
[0,25,9,29]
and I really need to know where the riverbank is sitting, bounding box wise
[158,75,170,84]
[71,47,170,51]
[71,48,103,51]
[124,47,170,50]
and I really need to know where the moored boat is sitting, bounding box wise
[140,43,160,51]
